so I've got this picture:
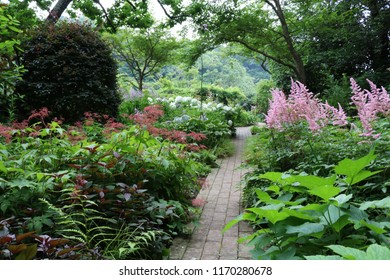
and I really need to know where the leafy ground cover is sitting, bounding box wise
[230,79,390,260]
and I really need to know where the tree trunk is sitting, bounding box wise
[46,0,73,23]
[266,0,307,84]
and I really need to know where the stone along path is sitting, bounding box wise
[169,126,253,260]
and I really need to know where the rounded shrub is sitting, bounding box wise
[15,22,120,123]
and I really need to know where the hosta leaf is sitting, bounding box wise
[286,222,324,237]
[359,197,390,210]
[308,185,341,201]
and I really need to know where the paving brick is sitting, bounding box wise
[207,229,224,242]
[182,248,203,260]
[202,241,221,257]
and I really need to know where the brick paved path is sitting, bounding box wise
[169,127,253,260]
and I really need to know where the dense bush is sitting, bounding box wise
[15,22,120,123]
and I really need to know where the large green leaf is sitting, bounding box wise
[360,220,386,235]
[321,205,349,231]
[366,244,390,260]
[335,151,380,185]
[330,194,353,206]
[293,175,336,189]
[259,172,284,183]
[223,212,256,233]
[335,151,376,177]
[308,185,341,201]
[328,244,390,260]
[247,208,290,224]
[344,170,382,185]
[359,197,390,210]
[282,208,316,221]
[327,245,367,260]
[286,222,324,237]
[255,189,272,203]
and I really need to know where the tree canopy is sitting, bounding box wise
[185,0,389,90]
[106,25,180,92]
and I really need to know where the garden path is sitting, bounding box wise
[169,126,253,260]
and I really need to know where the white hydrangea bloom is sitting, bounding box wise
[175,96,183,103]
[223,106,232,111]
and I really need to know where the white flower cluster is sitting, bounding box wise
[151,95,237,113]
[174,114,191,123]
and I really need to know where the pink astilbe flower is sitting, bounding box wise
[367,79,390,116]
[265,79,348,132]
[350,78,389,137]
[324,102,348,127]
[265,88,293,129]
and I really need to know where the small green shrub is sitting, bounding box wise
[15,22,120,123]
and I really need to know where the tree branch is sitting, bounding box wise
[93,0,117,32]
[230,38,297,74]
[156,0,175,20]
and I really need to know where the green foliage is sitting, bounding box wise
[224,152,390,260]
[0,6,24,122]
[203,85,247,106]
[255,79,275,115]
[306,244,390,260]
[105,26,179,91]
[15,22,120,123]
[0,118,207,259]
